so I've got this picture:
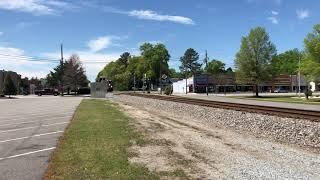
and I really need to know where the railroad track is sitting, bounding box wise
[124,93,320,122]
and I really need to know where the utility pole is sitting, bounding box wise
[60,43,64,96]
[159,59,162,95]
[185,71,187,94]
[298,54,301,97]
[133,73,136,93]
[143,61,146,93]
[205,50,209,96]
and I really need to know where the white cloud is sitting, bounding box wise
[0,0,75,15]
[271,11,279,15]
[268,16,279,24]
[128,10,195,25]
[296,9,310,20]
[102,6,195,25]
[88,36,113,52]
[0,46,53,78]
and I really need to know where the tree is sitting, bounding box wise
[180,48,202,93]
[270,55,282,92]
[277,49,302,91]
[63,54,89,95]
[235,27,277,97]
[206,59,226,75]
[169,68,183,79]
[3,74,17,98]
[96,42,171,91]
[45,61,65,94]
[301,24,320,87]
[225,67,234,75]
[140,43,170,85]
[119,52,130,68]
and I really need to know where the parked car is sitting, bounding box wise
[274,89,288,93]
[35,88,60,96]
[70,87,91,95]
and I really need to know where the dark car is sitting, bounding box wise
[35,88,60,96]
[274,89,288,93]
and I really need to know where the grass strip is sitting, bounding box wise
[45,99,158,180]
[232,96,320,105]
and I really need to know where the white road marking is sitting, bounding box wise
[0,131,64,143]
[0,112,74,122]
[0,116,72,127]
[0,147,56,161]
[0,122,69,134]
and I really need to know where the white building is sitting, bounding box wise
[172,77,193,94]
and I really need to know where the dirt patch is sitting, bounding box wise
[118,102,320,179]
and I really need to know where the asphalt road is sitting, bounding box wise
[0,96,82,180]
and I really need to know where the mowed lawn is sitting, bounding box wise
[233,96,320,105]
[46,99,158,180]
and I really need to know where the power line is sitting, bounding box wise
[0,53,60,62]
[0,53,115,64]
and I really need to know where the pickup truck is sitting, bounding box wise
[35,88,60,96]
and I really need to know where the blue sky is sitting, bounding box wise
[0,0,319,81]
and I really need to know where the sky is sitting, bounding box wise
[0,0,319,81]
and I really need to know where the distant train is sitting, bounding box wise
[98,76,113,92]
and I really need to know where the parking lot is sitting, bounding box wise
[0,96,82,179]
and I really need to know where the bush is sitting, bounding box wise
[305,89,313,100]
[164,86,172,95]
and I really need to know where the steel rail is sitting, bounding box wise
[124,93,320,122]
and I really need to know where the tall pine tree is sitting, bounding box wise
[3,74,17,98]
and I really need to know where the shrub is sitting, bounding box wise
[164,86,172,95]
[305,88,313,100]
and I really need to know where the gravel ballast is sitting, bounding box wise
[113,95,320,179]
[114,95,320,151]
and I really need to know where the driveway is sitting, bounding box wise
[0,96,82,180]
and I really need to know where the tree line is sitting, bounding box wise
[235,25,320,97]
[97,24,320,97]
[97,44,235,91]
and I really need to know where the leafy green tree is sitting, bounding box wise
[140,43,170,85]
[302,24,320,86]
[3,75,17,98]
[225,67,234,75]
[169,68,183,78]
[119,52,130,68]
[277,49,302,91]
[277,49,301,75]
[269,55,282,92]
[205,59,226,75]
[235,27,277,97]
[97,42,171,91]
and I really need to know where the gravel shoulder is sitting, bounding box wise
[113,95,320,179]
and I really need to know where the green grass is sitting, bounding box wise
[233,96,320,105]
[46,99,159,180]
